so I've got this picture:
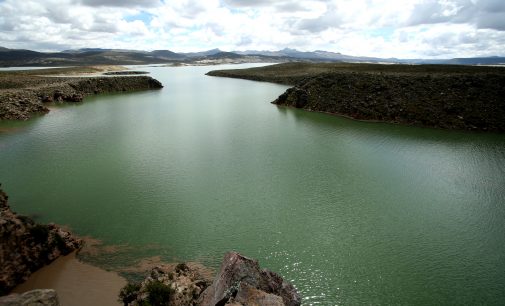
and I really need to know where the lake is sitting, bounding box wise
[1,64,505,305]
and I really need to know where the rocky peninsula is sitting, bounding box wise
[0,67,163,121]
[207,62,505,132]
[0,185,82,295]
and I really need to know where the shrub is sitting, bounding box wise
[29,224,49,244]
[146,280,172,306]
[118,282,141,306]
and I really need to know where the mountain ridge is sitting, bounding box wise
[0,46,504,67]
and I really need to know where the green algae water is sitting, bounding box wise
[1,64,505,305]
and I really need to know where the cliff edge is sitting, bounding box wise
[0,185,82,295]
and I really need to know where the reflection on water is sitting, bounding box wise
[1,64,505,304]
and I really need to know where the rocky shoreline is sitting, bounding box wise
[119,251,301,306]
[0,185,82,295]
[0,185,301,305]
[0,70,163,121]
[208,62,505,132]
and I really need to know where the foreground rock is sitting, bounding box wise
[0,72,163,121]
[0,289,59,306]
[0,186,82,295]
[119,262,213,306]
[208,62,505,132]
[199,252,301,306]
[120,252,301,306]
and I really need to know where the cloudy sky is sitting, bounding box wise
[0,0,504,58]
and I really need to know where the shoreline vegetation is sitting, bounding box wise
[0,66,163,121]
[207,62,505,132]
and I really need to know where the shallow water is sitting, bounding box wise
[13,252,125,306]
[1,64,505,304]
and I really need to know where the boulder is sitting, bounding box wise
[229,283,284,306]
[0,289,59,306]
[198,252,301,306]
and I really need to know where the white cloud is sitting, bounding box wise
[78,0,161,8]
[0,0,504,58]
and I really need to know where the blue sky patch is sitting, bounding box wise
[124,11,153,24]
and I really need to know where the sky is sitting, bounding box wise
[0,0,504,59]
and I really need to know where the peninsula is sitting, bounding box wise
[207,62,505,132]
[0,66,163,121]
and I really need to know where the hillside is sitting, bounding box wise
[1,47,504,67]
[0,47,285,67]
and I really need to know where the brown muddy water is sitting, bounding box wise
[13,252,126,306]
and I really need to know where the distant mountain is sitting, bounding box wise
[446,57,505,65]
[237,48,505,65]
[237,48,399,63]
[0,46,504,67]
[0,47,183,66]
[182,48,223,57]
[60,48,146,54]
[394,57,505,65]
[150,50,186,59]
[0,48,64,64]
[206,51,243,59]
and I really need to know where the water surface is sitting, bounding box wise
[1,64,505,304]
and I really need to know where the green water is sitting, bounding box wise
[1,64,505,305]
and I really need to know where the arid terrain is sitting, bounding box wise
[0,66,163,120]
[208,62,505,132]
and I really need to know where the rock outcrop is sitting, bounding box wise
[199,252,301,306]
[273,72,505,132]
[119,252,301,306]
[0,289,59,306]
[208,62,505,132]
[0,75,163,121]
[119,262,213,306]
[0,186,82,295]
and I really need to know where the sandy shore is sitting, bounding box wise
[12,252,126,306]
